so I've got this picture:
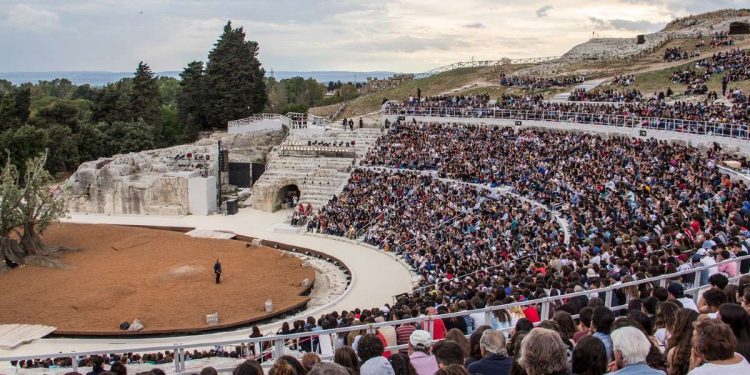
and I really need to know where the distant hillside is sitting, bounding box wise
[0,70,403,86]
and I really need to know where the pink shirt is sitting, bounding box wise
[718,261,737,277]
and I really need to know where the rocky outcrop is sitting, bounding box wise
[66,131,284,216]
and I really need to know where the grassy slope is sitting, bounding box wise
[312,14,750,118]
[624,50,750,98]
[331,63,562,119]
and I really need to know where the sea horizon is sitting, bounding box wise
[0,70,405,86]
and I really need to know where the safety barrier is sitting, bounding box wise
[1,255,748,373]
[383,106,750,141]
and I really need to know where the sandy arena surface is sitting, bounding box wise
[0,223,314,334]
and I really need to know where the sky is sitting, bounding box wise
[0,0,746,73]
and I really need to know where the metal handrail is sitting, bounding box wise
[2,254,747,373]
[383,107,750,141]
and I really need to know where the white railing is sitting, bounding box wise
[2,255,748,373]
[228,112,333,134]
[383,106,750,141]
[414,56,561,80]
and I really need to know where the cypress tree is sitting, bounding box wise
[204,21,267,129]
[130,61,162,126]
[177,61,207,137]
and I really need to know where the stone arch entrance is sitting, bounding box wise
[729,22,750,35]
[276,184,301,210]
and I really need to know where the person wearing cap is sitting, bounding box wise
[667,282,698,312]
[408,330,438,375]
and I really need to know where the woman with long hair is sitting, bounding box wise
[665,309,699,375]
[654,301,680,353]
[334,346,360,375]
[552,311,578,346]
[444,328,470,361]
[388,353,416,375]
[491,301,514,332]
[718,303,750,361]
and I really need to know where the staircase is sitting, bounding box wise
[248,125,383,212]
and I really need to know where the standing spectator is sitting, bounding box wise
[358,334,395,375]
[408,330,438,375]
[467,330,512,375]
[518,328,569,375]
[572,336,608,375]
[606,327,665,374]
[688,320,750,374]
[591,307,615,360]
[214,259,222,284]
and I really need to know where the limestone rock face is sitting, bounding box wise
[66,130,284,216]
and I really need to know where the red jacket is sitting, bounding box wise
[422,317,446,340]
[523,306,540,323]
[376,331,391,358]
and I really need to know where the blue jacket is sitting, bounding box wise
[467,353,513,375]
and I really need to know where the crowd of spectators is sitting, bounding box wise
[13,124,750,375]
[664,47,699,62]
[36,286,750,375]
[499,73,585,90]
[655,48,749,99]
[568,88,645,103]
[705,31,736,48]
[385,93,750,134]
[609,75,636,87]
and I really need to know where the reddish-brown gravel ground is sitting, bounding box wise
[0,223,314,334]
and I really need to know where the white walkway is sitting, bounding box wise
[550,78,609,102]
[0,208,413,357]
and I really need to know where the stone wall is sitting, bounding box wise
[66,130,284,216]
[361,74,414,94]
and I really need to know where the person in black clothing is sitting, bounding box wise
[214,259,222,284]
